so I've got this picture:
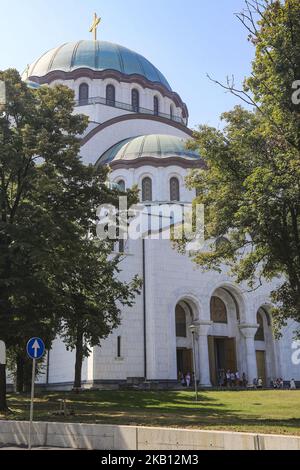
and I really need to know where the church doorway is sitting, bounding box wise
[208,336,237,386]
[176,348,193,377]
[256,350,267,386]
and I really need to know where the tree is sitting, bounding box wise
[29,123,141,389]
[60,239,141,389]
[0,69,90,408]
[184,0,300,334]
[0,69,141,405]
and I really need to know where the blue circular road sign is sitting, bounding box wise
[26,337,45,360]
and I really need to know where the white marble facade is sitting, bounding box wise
[22,39,300,388]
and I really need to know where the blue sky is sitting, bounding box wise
[0,0,254,128]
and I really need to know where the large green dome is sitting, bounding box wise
[97,134,200,165]
[26,40,171,91]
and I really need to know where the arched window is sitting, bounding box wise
[79,83,89,104]
[170,104,174,120]
[170,177,180,201]
[106,84,115,106]
[142,177,152,202]
[210,296,227,323]
[255,311,265,341]
[117,179,125,191]
[132,89,139,112]
[153,96,159,116]
[118,239,125,253]
[175,304,186,337]
[117,336,122,358]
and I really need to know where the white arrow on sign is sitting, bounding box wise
[32,340,40,358]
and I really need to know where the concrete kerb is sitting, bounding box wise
[0,421,299,450]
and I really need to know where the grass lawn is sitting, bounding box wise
[1,389,300,436]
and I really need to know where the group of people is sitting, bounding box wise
[252,377,264,388]
[269,377,297,389]
[178,371,192,387]
[218,370,248,388]
[178,369,297,389]
[270,377,284,389]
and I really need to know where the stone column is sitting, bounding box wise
[197,321,213,387]
[239,323,259,384]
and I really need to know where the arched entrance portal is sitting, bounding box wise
[208,287,241,386]
[175,301,194,379]
[255,306,276,386]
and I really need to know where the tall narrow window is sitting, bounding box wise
[255,311,265,341]
[170,177,180,201]
[142,177,152,202]
[154,96,159,116]
[132,89,139,112]
[117,179,125,191]
[175,304,186,337]
[106,84,115,106]
[117,336,121,358]
[79,83,89,104]
[210,296,227,323]
[118,239,125,253]
[170,104,174,120]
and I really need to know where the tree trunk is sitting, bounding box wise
[74,328,84,389]
[16,354,25,393]
[24,360,32,393]
[0,364,7,411]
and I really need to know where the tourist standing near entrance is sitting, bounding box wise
[257,378,263,389]
[180,372,185,387]
[230,372,236,387]
[186,372,191,387]
[290,378,296,389]
[226,370,231,387]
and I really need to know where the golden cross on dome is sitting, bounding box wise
[89,13,101,41]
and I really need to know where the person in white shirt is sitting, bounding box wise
[185,372,191,388]
[290,378,296,390]
[257,377,263,388]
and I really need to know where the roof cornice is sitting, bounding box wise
[101,156,204,170]
[80,113,194,147]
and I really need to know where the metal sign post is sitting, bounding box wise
[28,358,36,450]
[26,338,45,450]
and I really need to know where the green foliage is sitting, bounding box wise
[0,69,141,392]
[0,69,88,349]
[186,1,300,333]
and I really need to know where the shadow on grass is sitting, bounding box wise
[3,390,300,435]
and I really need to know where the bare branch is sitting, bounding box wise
[243,275,263,293]
[207,74,256,107]
[206,73,300,152]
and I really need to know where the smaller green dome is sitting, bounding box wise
[98,134,200,165]
[25,80,41,90]
[105,181,123,191]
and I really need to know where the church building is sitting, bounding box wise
[23,17,300,389]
